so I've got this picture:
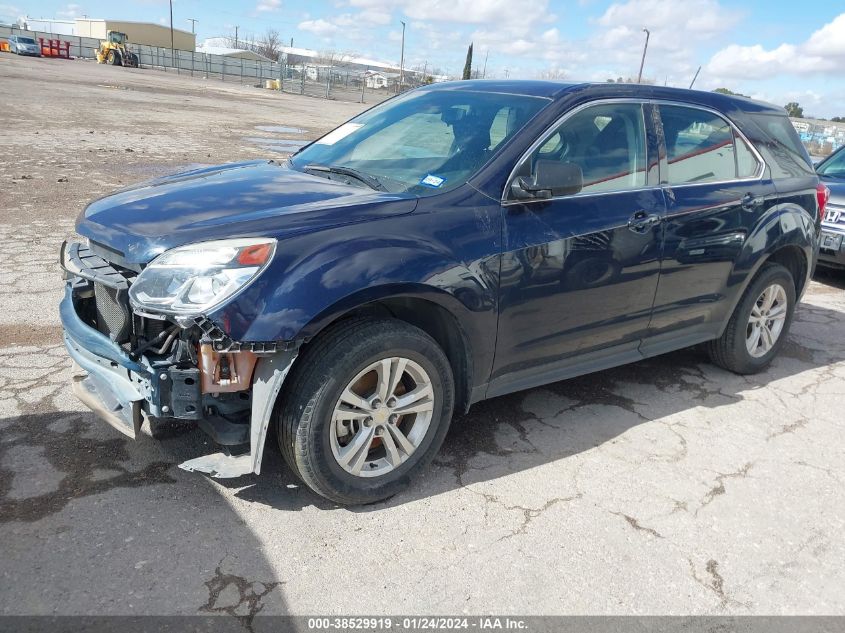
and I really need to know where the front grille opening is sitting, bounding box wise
[94,282,131,344]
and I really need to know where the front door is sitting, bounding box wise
[490,100,665,396]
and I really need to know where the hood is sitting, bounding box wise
[76,160,417,264]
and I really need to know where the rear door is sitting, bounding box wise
[491,100,665,395]
[643,103,775,355]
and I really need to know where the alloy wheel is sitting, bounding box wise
[330,357,435,477]
[746,283,788,358]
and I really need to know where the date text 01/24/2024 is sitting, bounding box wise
[306,617,528,630]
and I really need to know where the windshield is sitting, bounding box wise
[290,88,549,195]
[18,37,36,44]
[110,32,126,44]
[818,147,845,179]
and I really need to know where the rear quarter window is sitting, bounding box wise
[747,113,815,178]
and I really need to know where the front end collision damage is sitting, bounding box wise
[178,350,297,478]
[59,252,299,479]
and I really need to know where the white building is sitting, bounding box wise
[196,44,272,62]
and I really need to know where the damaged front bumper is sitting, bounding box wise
[59,280,296,478]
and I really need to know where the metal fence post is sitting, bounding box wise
[301,63,305,94]
[325,64,331,99]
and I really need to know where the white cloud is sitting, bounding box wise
[460,0,741,81]
[256,0,281,12]
[597,0,741,36]
[804,13,845,57]
[298,18,340,38]
[706,12,845,80]
[586,0,742,81]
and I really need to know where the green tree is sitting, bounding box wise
[832,116,845,122]
[784,102,804,118]
[462,43,473,80]
[714,87,749,98]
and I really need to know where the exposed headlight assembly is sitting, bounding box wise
[129,238,276,316]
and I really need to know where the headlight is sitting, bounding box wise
[128,238,276,316]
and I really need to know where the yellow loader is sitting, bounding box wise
[95,31,139,68]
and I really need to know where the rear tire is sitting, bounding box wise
[277,318,455,505]
[707,263,796,374]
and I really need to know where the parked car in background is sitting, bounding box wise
[816,145,845,270]
[59,81,824,504]
[8,35,41,56]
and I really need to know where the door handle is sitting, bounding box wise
[741,193,763,211]
[627,211,661,233]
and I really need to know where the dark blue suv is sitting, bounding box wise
[60,81,825,504]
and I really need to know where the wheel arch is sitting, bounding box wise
[765,244,809,297]
[718,205,814,336]
[290,285,476,415]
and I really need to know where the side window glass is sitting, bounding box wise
[522,103,648,196]
[660,105,737,184]
[735,133,760,178]
[489,107,513,149]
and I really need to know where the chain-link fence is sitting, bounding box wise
[1,25,411,104]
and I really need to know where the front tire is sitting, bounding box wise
[707,262,796,374]
[278,318,455,505]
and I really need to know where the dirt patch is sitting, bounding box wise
[0,323,63,347]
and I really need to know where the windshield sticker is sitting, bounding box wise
[315,123,363,145]
[420,174,446,188]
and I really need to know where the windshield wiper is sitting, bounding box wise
[304,164,387,192]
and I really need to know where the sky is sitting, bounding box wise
[3,0,845,117]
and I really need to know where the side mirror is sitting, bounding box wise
[511,160,583,200]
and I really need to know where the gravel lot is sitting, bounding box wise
[1,55,844,619]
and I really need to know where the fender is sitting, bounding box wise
[717,201,816,335]
[209,184,504,386]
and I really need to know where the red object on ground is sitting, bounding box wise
[37,38,72,59]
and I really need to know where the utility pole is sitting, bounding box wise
[637,27,650,83]
[689,65,701,89]
[234,26,239,48]
[187,18,198,34]
[482,49,488,78]
[399,21,406,92]
[169,0,175,62]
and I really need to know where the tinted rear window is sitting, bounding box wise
[748,113,815,178]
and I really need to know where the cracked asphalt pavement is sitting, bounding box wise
[1,55,845,618]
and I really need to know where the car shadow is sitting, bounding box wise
[0,404,292,621]
[813,267,845,290]
[223,298,845,512]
